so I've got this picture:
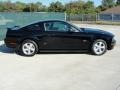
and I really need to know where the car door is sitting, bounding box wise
[42,21,91,50]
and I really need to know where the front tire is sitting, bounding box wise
[20,40,38,56]
[92,39,107,56]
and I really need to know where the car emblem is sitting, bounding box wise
[83,40,87,42]
[43,42,47,45]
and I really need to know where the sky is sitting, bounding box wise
[1,0,102,6]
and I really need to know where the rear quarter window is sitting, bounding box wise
[23,23,44,31]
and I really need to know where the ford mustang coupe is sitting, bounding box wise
[4,20,116,56]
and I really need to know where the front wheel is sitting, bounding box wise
[20,40,38,56]
[92,39,107,56]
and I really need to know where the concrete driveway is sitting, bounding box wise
[0,24,120,90]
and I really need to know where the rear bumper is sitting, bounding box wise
[4,38,17,48]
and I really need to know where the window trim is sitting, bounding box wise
[44,23,47,31]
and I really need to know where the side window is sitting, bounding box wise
[27,23,41,31]
[44,21,69,32]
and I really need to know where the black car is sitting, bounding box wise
[4,20,116,56]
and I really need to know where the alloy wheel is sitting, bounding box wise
[22,42,36,56]
[93,40,107,55]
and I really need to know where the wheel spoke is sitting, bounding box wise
[99,42,102,46]
[30,48,35,51]
[99,49,102,52]
[97,49,100,52]
[101,45,105,49]
[27,49,31,55]
[94,43,99,47]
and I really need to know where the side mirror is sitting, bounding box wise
[68,27,73,33]
[68,29,73,33]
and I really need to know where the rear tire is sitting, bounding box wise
[20,39,38,56]
[91,39,107,56]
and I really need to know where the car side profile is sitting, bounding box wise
[4,20,116,56]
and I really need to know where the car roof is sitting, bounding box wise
[30,19,66,25]
[41,19,66,22]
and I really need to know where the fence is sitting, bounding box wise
[99,14,120,22]
[0,12,66,40]
[67,13,120,23]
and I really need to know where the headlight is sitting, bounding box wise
[111,37,116,45]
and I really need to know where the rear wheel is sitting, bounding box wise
[92,39,107,55]
[20,40,38,56]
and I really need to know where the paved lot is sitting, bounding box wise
[0,24,120,90]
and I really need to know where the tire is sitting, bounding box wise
[20,39,38,56]
[91,39,107,56]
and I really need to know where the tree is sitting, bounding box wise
[30,3,39,12]
[0,1,5,12]
[1,0,116,13]
[48,1,65,12]
[15,1,26,11]
[83,1,96,14]
[95,6,104,13]
[65,1,85,14]
[116,0,120,5]
[65,0,96,14]
[23,3,38,12]
[23,2,46,12]
[23,5,30,12]
[102,0,115,10]
[3,0,16,11]
[35,2,47,12]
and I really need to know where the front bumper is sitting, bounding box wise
[108,38,116,50]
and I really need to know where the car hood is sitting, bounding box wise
[81,28,114,36]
